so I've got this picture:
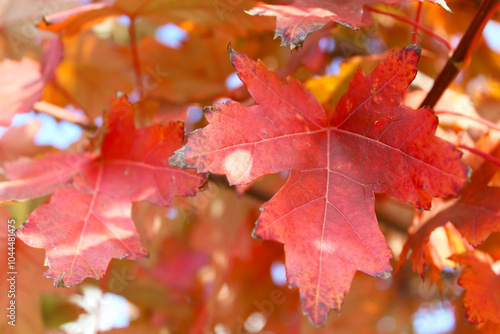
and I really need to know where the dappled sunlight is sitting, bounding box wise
[224,148,253,183]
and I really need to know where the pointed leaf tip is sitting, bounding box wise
[227,42,234,55]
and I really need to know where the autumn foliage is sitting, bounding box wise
[1,0,500,333]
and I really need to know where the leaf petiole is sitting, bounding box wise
[457,144,500,167]
[364,5,452,50]
[436,110,500,133]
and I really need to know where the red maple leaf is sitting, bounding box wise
[4,96,205,287]
[248,0,450,49]
[452,251,500,325]
[170,44,468,325]
[19,186,147,287]
[399,142,500,277]
[0,152,93,202]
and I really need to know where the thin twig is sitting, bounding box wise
[33,101,94,130]
[128,16,142,89]
[413,2,424,45]
[457,144,500,167]
[435,110,500,132]
[364,6,452,50]
[51,80,91,117]
[420,0,500,109]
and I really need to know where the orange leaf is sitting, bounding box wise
[452,251,500,325]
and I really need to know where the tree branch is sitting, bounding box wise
[208,174,412,234]
[33,101,94,130]
[420,0,500,109]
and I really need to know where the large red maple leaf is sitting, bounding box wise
[170,44,468,325]
[2,97,204,287]
[248,0,450,49]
